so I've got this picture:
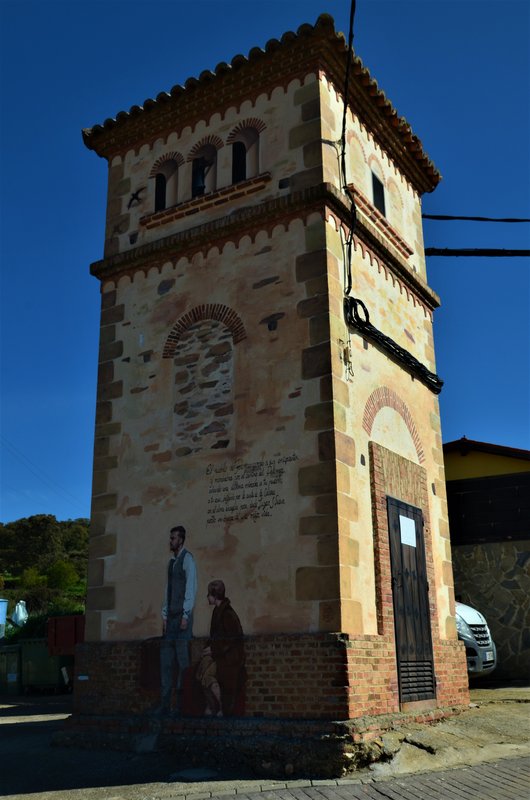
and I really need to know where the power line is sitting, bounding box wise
[0,434,85,512]
[423,214,530,223]
[425,248,530,257]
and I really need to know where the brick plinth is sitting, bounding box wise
[64,634,467,778]
[72,631,468,722]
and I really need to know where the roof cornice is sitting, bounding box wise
[443,438,530,461]
[82,14,440,194]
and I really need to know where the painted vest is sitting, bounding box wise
[167,548,188,616]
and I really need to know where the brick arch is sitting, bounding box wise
[163,304,246,358]
[387,177,403,207]
[367,154,385,184]
[347,130,367,163]
[226,118,267,144]
[187,135,224,161]
[149,151,184,176]
[362,386,425,463]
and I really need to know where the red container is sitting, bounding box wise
[47,615,85,656]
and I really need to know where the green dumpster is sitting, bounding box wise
[0,644,21,695]
[20,638,74,693]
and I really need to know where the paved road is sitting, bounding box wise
[1,693,530,800]
[218,758,530,800]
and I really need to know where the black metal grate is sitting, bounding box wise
[399,660,436,702]
[469,624,491,647]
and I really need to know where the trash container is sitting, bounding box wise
[20,638,74,693]
[0,599,8,639]
[0,644,21,695]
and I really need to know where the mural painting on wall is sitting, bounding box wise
[156,525,246,717]
[196,579,246,717]
[157,525,197,716]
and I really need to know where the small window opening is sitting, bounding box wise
[372,173,386,216]
[153,159,179,212]
[155,173,166,212]
[230,128,259,185]
[192,157,208,197]
[232,141,247,184]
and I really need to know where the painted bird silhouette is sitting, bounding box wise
[127,187,146,209]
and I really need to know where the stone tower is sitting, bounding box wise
[74,14,468,770]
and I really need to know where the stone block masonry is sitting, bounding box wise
[77,13,470,768]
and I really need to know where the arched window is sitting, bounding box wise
[230,128,259,184]
[232,141,247,184]
[155,174,166,212]
[153,158,179,212]
[372,172,386,217]
[191,144,217,198]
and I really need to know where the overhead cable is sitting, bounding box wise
[423,214,530,223]
[425,248,530,257]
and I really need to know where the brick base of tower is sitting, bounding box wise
[59,633,469,777]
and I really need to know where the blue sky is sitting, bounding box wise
[1,0,529,523]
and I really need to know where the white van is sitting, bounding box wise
[455,601,497,676]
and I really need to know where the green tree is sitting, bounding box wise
[0,515,89,624]
[47,560,78,591]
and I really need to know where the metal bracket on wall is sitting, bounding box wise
[344,296,444,395]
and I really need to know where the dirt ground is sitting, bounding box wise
[1,686,529,800]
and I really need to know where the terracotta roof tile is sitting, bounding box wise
[82,14,440,191]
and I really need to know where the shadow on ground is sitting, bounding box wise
[1,687,529,800]
[0,695,229,798]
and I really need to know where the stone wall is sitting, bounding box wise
[452,540,530,681]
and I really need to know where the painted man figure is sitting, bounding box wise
[196,579,245,717]
[158,525,197,715]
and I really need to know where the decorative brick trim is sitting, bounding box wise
[163,304,246,357]
[226,118,267,143]
[140,173,272,230]
[83,19,440,195]
[187,135,224,160]
[387,177,403,207]
[149,152,184,176]
[348,186,413,258]
[367,154,385,182]
[94,183,438,314]
[346,130,367,162]
[362,386,425,464]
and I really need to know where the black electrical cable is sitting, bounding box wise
[425,248,530,257]
[340,0,357,296]
[340,0,356,204]
[423,214,530,223]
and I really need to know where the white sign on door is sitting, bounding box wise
[399,514,416,547]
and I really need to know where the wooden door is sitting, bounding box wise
[387,497,436,703]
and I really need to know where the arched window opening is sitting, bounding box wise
[372,172,386,217]
[155,173,167,212]
[230,128,259,184]
[153,159,179,212]
[232,141,247,184]
[191,145,217,198]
